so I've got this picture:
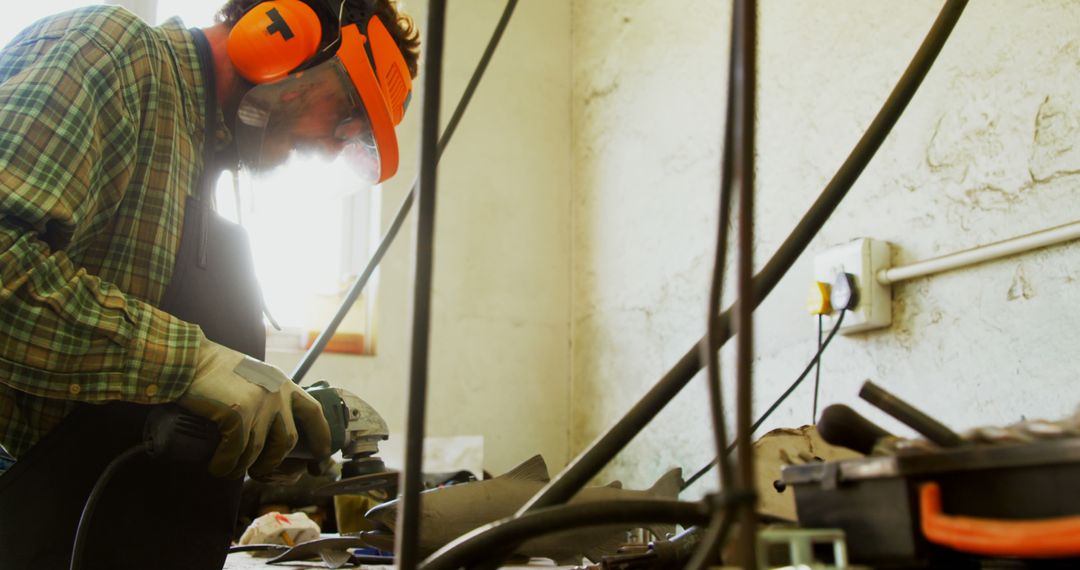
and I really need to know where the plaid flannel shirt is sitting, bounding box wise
[0,6,227,458]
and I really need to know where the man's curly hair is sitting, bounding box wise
[217,0,421,78]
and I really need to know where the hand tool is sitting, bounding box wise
[145,382,390,476]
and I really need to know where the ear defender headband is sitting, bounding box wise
[226,0,413,181]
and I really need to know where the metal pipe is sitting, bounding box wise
[877,219,1080,285]
[859,380,962,447]
[420,500,713,570]
[291,0,521,382]
[396,1,447,568]
[512,0,968,515]
[732,0,758,565]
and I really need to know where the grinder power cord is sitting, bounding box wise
[397,0,448,566]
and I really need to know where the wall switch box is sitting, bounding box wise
[814,238,892,334]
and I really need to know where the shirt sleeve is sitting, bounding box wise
[0,31,201,404]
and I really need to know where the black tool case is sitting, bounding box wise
[780,437,1080,568]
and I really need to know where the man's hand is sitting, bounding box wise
[178,335,332,479]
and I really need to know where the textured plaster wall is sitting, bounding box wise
[571,0,1080,496]
[269,0,572,475]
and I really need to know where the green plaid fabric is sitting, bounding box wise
[0,6,226,458]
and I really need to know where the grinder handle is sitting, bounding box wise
[145,384,349,466]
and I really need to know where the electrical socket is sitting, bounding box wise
[813,238,892,334]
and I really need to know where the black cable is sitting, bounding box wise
[291,0,521,382]
[812,313,823,422]
[701,0,741,507]
[397,1,447,568]
[692,5,744,562]
[682,310,846,492]
[70,444,147,570]
[420,499,713,570]
[511,0,967,518]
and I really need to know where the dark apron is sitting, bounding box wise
[0,30,266,570]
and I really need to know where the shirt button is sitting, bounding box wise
[68,384,81,395]
[146,384,159,397]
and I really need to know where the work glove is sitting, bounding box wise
[178,334,332,480]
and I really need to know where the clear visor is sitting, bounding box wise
[235,58,381,184]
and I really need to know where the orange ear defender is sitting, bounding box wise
[227,0,324,84]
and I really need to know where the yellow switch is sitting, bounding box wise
[807,281,832,315]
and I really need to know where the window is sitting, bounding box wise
[214,164,381,355]
[0,2,104,46]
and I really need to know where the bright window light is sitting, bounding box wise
[0,2,104,46]
[216,156,380,352]
[155,0,217,27]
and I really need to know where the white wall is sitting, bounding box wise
[269,0,573,476]
[277,0,1080,495]
[571,0,1080,496]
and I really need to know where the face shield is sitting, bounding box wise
[236,57,381,183]
[232,17,411,184]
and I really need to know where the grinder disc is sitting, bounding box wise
[316,469,400,496]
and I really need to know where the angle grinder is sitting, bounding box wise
[144,381,393,480]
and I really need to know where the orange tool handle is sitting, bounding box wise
[920,482,1080,558]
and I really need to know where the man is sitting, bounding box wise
[0,1,419,568]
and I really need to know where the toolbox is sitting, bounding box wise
[781,437,1080,568]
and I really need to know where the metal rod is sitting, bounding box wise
[291,0,521,382]
[859,380,962,447]
[877,219,1080,285]
[733,0,758,563]
[512,0,968,515]
[396,1,447,568]
[291,185,413,383]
